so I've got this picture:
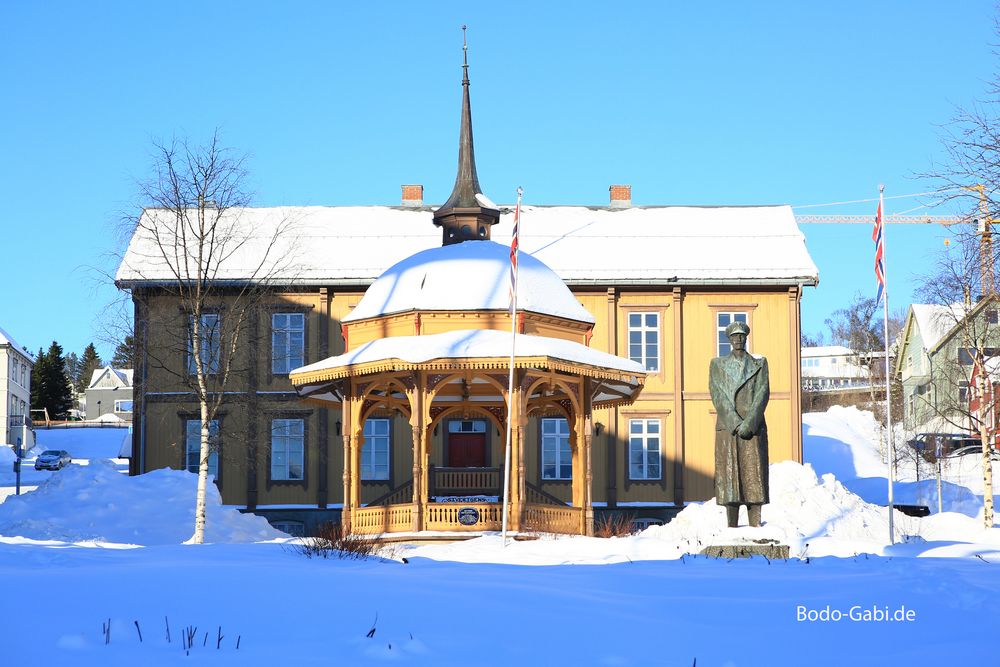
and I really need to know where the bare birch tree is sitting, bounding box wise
[915,230,998,528]
[119,132,296,543]
[917,27,1000,527]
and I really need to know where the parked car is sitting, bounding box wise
[944,444,1000,460]
[906,433,981,462]
[34,450,72,471]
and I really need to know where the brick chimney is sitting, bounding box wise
[609,184,631,209]
[401,184,424,207]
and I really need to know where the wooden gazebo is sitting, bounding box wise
[289,50,644,536]
[291,325,645,536]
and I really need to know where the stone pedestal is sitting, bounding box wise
[701,539,789,560]
[700,526,789,559]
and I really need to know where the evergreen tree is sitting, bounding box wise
[43,341,73,419]
[30,347,47,413]
[64,352,81,392]
[77,343,103,394]
[110,336,134,369]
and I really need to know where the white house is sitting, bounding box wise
[85,366,134,422]
[801,345,872,391]
[1,325,34,451]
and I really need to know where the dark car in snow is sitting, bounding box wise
[34,450,72,471]
[906,433,981,461]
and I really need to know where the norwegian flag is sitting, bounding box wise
[508,195,521,315]
[872,201,885,305]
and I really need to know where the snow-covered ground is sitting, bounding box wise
[0,409,998,664]
[0,426,130,501]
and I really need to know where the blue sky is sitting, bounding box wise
[0,1,995,360]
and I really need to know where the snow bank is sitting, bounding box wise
[90,413,126,423]
[643,461,894,557]
[804,405,998,516]
[0,460,283,545]
[804,405,887,479]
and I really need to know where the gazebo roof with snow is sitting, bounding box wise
[342,241,595,325]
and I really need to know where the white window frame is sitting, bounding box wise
[628,418,662,481]
[627,312,660,372]
[114,399,133,414]
[362,418,390,481]
[271,313,305,375]
[187,313,221,375]
[271,418,305,481]
[717,312,749,356]
[185,419,219,478]
[541,417,572,480]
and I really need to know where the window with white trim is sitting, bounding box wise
[629,418,661,480]
[448,419,487,433]
[114,399,133,414]
[628,312,659,371]
[362,418,390,480]
[187,313,221,375]
[271,418,305,481]
[185,419,219,478]
[717,312,749,356]
[271,313,305,374]
[541,417,572,480]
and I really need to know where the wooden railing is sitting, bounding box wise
[350,501,584,535]
[432,467,500,495]
[525,482,567,507]
[352,503,414,534]
[524,503,582,534]
[424,502,504,531]
[366,480,413,507]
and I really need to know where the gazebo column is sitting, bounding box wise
[511,419,527,532]
[571,410,587,535]
[410,423,424,531]
[583,380,595,536]
[350,429,363,526]
[341,393,353,534]
[583,418,595,537]
[409,374,425,532]
[508,378,526,532]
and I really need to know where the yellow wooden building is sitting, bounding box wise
[116,56,818,537]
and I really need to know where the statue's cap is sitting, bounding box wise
[725,321,750,337]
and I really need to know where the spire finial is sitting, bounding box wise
[461,25,469,81]
[433,24,499,245]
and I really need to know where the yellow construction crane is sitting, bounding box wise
[794,214,962,225]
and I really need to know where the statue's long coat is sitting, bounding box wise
[708,353,770,505]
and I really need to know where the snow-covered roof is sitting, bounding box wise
[911,303,967,352]
[290,329,645,404]
[0,325,31,361]
[116,205,819,288]
[343,241,594,324]
[801,345,854,358]
[292,329,643,391]
[87,366,134,390]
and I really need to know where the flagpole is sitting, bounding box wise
[879,184,897,545]
[501,187,523,546]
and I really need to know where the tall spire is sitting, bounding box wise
[434,25,499,246]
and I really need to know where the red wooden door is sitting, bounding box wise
[448,433,486,467]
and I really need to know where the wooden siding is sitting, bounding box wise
[135,283,803,509]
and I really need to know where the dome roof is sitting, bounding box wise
[342,241,595,324]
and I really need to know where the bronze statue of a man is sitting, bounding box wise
[708,320,770,528]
